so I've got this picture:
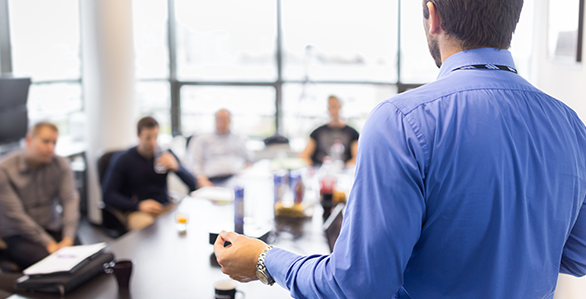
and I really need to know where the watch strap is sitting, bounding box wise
[257,245,275,285]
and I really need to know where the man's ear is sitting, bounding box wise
[25,134,32,147]
[427,1,442,35]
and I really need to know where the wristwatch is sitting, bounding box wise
[256,245,275,286]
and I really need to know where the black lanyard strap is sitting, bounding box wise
[454,64,518,74]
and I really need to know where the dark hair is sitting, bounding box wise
[423,0,524,50]
[137,116,159,135]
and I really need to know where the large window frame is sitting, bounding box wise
[0,0,83,137]
[161,0,414,137]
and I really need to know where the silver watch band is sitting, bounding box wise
[257,245,275,285]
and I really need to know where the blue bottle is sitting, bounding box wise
[234,186,244,234]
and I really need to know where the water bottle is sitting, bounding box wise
[234,186,244,234]
[330,140,345,171]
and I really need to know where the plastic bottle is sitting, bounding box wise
[234,186,244,234]
[330,139,345,171]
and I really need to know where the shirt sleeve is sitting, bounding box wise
[309,126,321,141]
[238,135,253,163]
[57,158,80,240]
[169,150,197,192]
[349,126,359,141]
[265,102,428,298]
[0,168,54,246]
[186,136,205,176]
[560,197,586,276]
[102,155,139,212]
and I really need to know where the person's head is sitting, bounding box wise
[136,116,159,157]
[25,122,59,166]
[328,96,342,120]
[215,109,231,135]
[422,0,524,67]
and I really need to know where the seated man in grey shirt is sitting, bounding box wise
[186,109,253,187]
[0,122,80,269]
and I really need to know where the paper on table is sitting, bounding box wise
[191,186,234,204]
[23,242,107,275]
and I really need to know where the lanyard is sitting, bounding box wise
[453,64,518,74]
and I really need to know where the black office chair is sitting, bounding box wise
[263,133,289,146]
[0,239,20,273]
[97,150,128,239]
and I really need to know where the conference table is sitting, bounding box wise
[0,160,349,299]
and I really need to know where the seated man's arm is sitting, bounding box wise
[102,157,140,212]
[299,138,316,166]
[0,170,55,247]
[167,150,197,192]
[346,140,358,166]
[187,136,214,187]
[238,136,254,166]
[560,198,586,277]
[56,157,80,248]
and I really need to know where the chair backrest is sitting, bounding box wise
[97,150,124,185]
[263,133,289,146]
[96,150,128,238]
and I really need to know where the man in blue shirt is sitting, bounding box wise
[214,1,586,298]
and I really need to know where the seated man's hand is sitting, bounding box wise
[197,176,215,188]
[46,240,59,254]
[57,237,74,250]
[156,152,179,172]
[214,230,267,282]
[138,199,164,215]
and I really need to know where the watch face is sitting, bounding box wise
[256,270,268,284]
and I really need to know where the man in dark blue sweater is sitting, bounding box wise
[102,117,197,230]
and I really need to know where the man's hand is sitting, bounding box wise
[214,231,268,282]
[138,199,164,215]
[46,240,59,254]
[57,237,74,250]
[156,152,179,172]
[197,176,215,188]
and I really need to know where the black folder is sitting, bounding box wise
[14,252,114,296]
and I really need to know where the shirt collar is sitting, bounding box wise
[437,47,516,80]
[17,150,30,173]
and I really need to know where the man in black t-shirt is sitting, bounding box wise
[300,96,359,166]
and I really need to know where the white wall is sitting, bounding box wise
[530,0,586,298]
[532,0,586,119]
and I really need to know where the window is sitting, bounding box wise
[180,86,276,138]
[8,0,81,81]
[399,0,439,84]
[282,83,395,151]
[133,0,169,80]
[282,0,398,83]
[136,81,172,135]
[8,0,82,135]
[510,0,535,80]
[174,0,278,82]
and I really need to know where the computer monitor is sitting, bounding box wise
[323,203,345,253]
[0,77,31,145]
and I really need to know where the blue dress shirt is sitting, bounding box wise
[265,48,586,298]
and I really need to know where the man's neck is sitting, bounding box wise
[24,152,42,170]
[328,119,346,128]
[136,145,154,159]
[439,36,465,65]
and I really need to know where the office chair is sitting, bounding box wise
[0,238,20,273]
[97,150,128,239]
